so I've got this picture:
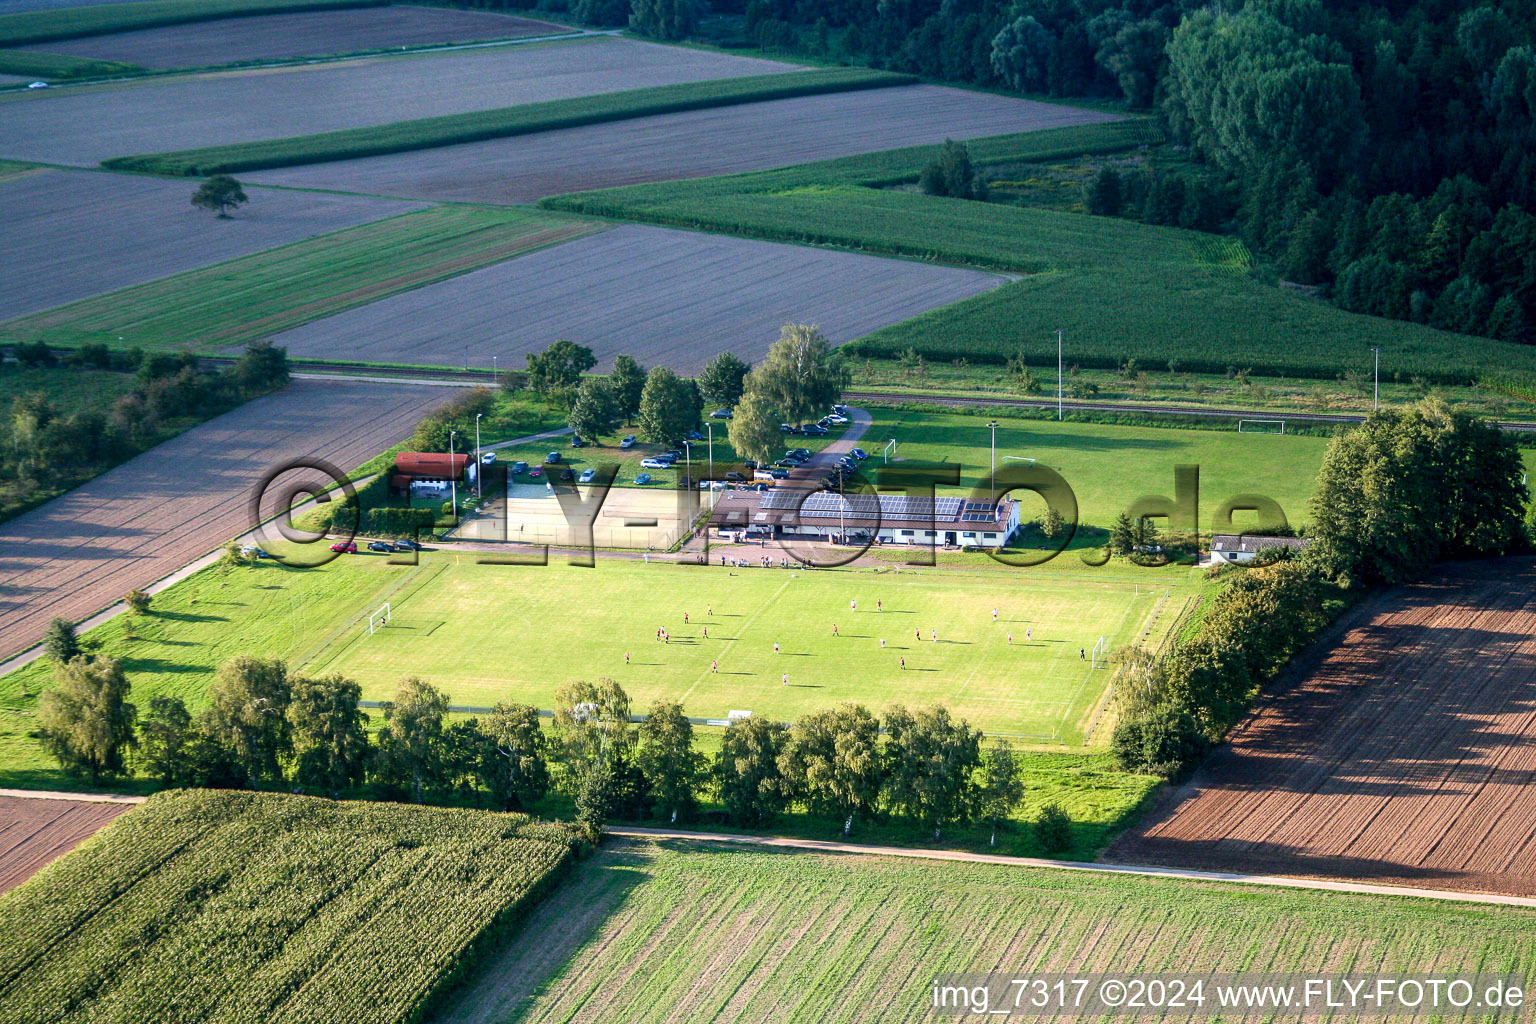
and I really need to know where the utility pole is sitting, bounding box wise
[475,413,482,502]
[988,420,998,494]
[1371,347,1381,411]
[1057,329,1064,421]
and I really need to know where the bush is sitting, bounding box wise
[124,588,152,615]
[363,506,436,538]
[1111,705,1207,778]
[1031,801,1073,853]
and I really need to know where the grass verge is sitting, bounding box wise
[102,67,914,176]
[0,205,602,351]
[0,0,381,47]
[543,121,1524,384]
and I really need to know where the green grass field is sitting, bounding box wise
[444,838,1536,1023]
[0,206,600,351]
[544,122,1525,384]
[103,68,912,176]
[0,555,1182,743]
[0,0,379,47]
[862,406,1333,530]
[0,790,579,1024]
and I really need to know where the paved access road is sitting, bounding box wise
[0,379,448,660]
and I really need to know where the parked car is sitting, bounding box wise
[685,430,704,441]
[802,424,829,436]
[788,448,811,458]
[826,415,849,425]
[394,539,423,551]
[780,424,794,433]
[329,541,357,554]
[512,460,528,474]
[832,404,849,416]
[724,471,747,482]
[767,468,789,479]
[711,408,733,419]
[239,544,269,559]
[481,451,497,465]
[620,435,637,449]
[571,436,584,447]
[579,468,597,483]
[545,451,561,463]
[640,457,671,469]
[367,541,393,553]
[529,466,543,478]
[559,468,574,481]
[664,449,683,460]
[27,82,47,90]
[749,482,771,492]
[635,473,653,485]
[850,448,868,460]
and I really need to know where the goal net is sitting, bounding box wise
[1237,419,1285,434]
[1003,455,1037,467]
[368,602,392,635]
[1091,634,1109,669]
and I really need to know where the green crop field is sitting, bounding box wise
[862,406,1333,530]
[0,48,138,80]
[0,790,580,1024]
[0,205,600,351]
[0,0,379,47]
[103,68,913,176]
[544,122,1530,385]
[443,838,1536,1024]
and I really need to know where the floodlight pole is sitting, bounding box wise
[493,354,498,385]
[475,413,483,502]
[449,430,458,511]
[1371,347,1380,411]
[1056,329,1064,421]
[706,422,714,479]
[988,420,998,495]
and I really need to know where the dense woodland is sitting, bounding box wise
[471,0,1536,346]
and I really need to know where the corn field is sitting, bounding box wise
[0,790,582,1024]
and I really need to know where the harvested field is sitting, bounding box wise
[1110,557,1536,897]
[0,167,422,319]
[0,796,131,894]
[3,204,599,348]
[0,378,449,660]
[264,224,1007,372]
[21,6,568,69]
[435,838,1536,1024]
[0,36,798,166]
[249,84,1118,204]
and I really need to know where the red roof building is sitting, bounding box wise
[393,452,469,479]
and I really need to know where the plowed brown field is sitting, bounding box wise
[1109,558,1536,896]
[0,796,130,893]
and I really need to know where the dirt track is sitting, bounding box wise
[22,6,568,69]
[0,378,448,660]
[1109,558,1536,897]
[0,795,130,893]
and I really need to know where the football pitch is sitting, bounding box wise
[305,554,1183,741]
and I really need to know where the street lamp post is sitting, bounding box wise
[1371,347,1381,411]
[492,354,498,385]
[988,420,998,494]
[475,413,482,502]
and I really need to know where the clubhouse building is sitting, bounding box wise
[710,489,1021,548]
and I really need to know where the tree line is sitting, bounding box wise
[2,341,290,521]
[1113,398,1533,777]
[35,635,1073,848]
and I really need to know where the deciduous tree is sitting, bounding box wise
[638,700,704,822]
[191,175,248,218]
[199,655,291,789]
[287,673,369,798]
[373,676,450,804]
[39,656,136,784]
[714,716,788,826]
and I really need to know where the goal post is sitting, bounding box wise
[1091,634,1109,669]
[882,438,897,463]
[1002,455,1036,467]
[368,602,392,635]
[1237,419,1285,435]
